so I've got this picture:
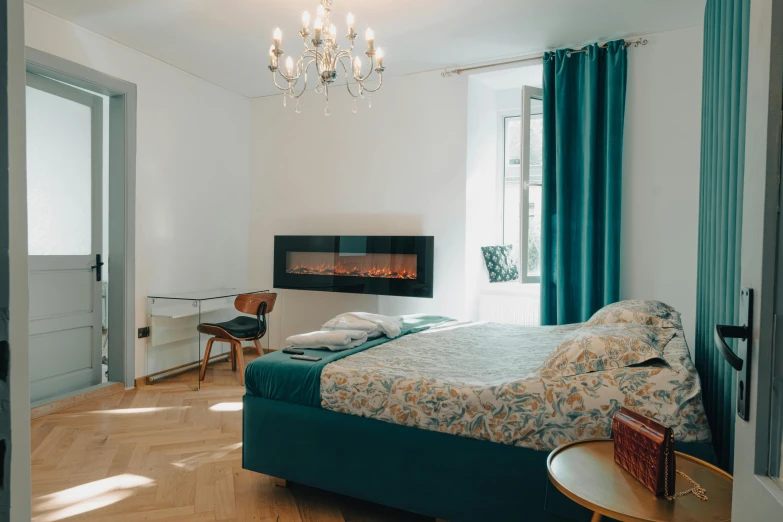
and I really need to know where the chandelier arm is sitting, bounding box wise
[290,59,316,99]
[314,48,323,78]
[336,53,374,83]
[277,66,304,86]
[302,47,321,59]
[271,70,293,91]
[272,57,302,84]
[333,50,353,65]
[354,56,377,83]
[361,72,383,93]
[284,49,322,89]
[335,53,361,82]
[336,58,362,98]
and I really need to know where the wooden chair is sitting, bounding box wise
[197,292,276,386]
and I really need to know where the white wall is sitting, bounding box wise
[8,0,32,519]
[24,5,253,376]
[621,25,704,348]
[465,79,502,321]
[250,26,705,349]
[248,71,468,348]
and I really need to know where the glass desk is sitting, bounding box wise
[146,288,270,390]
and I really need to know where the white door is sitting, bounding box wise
[25,72,104,403]
[729,0,783,517]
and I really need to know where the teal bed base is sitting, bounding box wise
[242,395,716,522]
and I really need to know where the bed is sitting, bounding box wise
[242,313,713,522]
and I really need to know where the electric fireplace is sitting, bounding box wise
[274,236,434,298]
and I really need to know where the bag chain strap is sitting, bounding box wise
[664,432,708,501]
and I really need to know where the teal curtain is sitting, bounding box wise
[695,0,749,473]
[540,41,627,325]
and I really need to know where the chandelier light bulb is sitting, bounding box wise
[330,24,337,39]
[285,56,294,76]
[314,18,323,40]
[301,11,310,28]
[273,27,282,50]
[365,27,375,47]
[376,48,384,68]
[316,4,325,18]
[354,56,362,75]
[347,12,355,31]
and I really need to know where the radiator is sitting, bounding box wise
[478,293,540,326]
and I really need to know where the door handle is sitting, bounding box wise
[713,325,747,371]
[713,287,753,421]
[90,254,105,282]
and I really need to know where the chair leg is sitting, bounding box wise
[253,338,264,356]
[234,340,245,386]
[231,341,237,372]
[199,338,215,381]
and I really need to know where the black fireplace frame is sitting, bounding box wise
[273,236,434,298]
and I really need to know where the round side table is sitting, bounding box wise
[547,439,733,522]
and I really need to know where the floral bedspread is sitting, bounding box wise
[319,321,711,450]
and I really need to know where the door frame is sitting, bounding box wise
[734,0,783,513]
[25,48,137,389]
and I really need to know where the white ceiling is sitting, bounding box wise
[25,0,705,98]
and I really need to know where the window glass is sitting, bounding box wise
[503,117,521,266]
[26,86,92,255]
[527,98,543,278]
[501,94,543,282]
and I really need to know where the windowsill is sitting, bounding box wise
[480,281,540,297]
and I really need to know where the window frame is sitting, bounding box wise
[520,86,543,284]
[499,109,520,261]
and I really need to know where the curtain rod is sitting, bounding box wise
[441,38,648,77]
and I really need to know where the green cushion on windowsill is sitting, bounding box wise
[481,245,520,283]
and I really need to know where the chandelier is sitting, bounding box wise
[268,0,384,115]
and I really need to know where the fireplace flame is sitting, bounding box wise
[287,262,417,280]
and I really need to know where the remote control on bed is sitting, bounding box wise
[282,348,304,355]
[290,354,321,362]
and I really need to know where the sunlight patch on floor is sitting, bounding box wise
[209,402,243,411]
[89,406,189,414]
[171,442,243,471]
[33,474,154,522]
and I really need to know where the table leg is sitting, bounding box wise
[590,513,602,522]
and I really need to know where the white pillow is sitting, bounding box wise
[585,300,682,329]
[538,323,674,379]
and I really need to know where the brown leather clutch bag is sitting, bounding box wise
[612,407,675,497]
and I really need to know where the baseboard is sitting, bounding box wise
[31,381,125,419]
[138,345,263,385]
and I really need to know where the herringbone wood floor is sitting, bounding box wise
[31,353,432,522]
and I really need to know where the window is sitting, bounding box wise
[502,86,543,283]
